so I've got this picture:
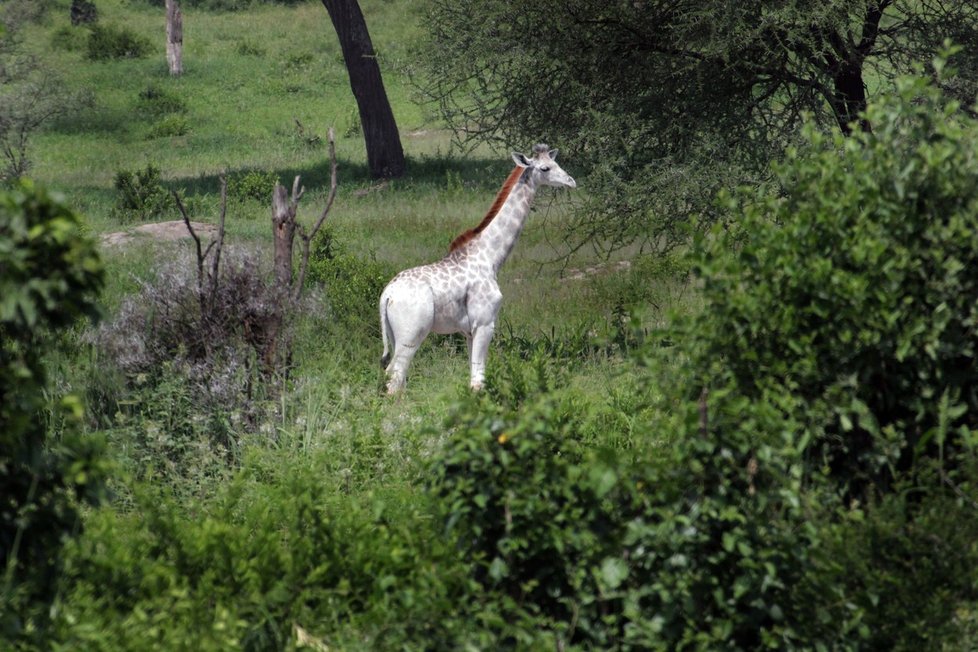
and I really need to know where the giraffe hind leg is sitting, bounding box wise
[382,288,434,393]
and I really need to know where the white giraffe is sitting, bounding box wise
[379,144,577,393]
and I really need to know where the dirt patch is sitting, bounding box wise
[101,220,217,247]
[562,260,631,281]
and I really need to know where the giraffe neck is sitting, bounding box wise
[468,175,536,274]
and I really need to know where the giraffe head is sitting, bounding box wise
[512,144,577,189]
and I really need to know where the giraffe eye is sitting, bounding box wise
[539,166,551,172]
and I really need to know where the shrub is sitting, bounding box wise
[147,114,190,139]
[50,25,89,51]
[430,386,859,649]
[93,248,322,484]
[235,40,266,57]
[53,467,473,651]
[111,164,172,223]
[690,68,978,496]
[0,181,107,644]
[135,84,188,119]
[86,24,151,61]
[227,169,279,204]
[306,229,396,331]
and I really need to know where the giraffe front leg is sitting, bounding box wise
[468,323,495,391]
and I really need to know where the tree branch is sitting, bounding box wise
[173,190,206,296]
[208,174,228,301]
[294,127,338,300]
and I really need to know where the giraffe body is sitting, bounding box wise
[380,145,576,393]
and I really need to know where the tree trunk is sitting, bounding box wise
[165,0,183,76]
[321,0,405,179]
[830,61,870,134]
[70,0,98,25]
[271,184,297,289]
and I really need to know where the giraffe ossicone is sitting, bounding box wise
[379,144,577,394]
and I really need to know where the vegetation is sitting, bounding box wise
[418,0,978,254]
[2,0,978,649]
[0,181,106,644]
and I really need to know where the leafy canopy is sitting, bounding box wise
[418,0,978,253]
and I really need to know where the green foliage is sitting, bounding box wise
[50,25,88,52]
[823,470,978,650]
[135,85,188,119]
[692,70,978,494]
[226,169,279,204]
[0,181,106,643]
[52,467,472,651]
[418,0,978,254]
[306,229,396,331]
[235,40,266,57]
[430,385,857,649]
[85,24,151,61]
[147,114,191,139]
[111,165,173,223]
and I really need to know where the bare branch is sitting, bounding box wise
[173,190,205,293]
[291,174,305,204]
[294,127,338,300]
[208,173,228,300]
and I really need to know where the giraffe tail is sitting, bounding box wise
[380,292,393,369]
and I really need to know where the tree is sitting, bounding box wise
[0,5,92,182]
[1,181,106,642]
[690,63,978,497]
[323,0,404,179]
[165,0,182,76]
[417,0,978,253]
[320,0,405,179]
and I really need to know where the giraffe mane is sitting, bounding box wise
[448,165,525,253]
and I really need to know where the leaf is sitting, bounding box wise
[599,557,629,591]
[488,557,508,582]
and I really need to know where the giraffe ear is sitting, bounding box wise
[549,148,559,160]
[512,152,531,168]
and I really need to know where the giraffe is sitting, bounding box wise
[379,144,577,394]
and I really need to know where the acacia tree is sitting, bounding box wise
[0,4,91,182]
[418,0,978,253]
[320,0,405,179]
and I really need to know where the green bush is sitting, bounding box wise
[86,24,151,61]
[52,467,476,651]
[147,114,190,139]
[111,164,173,223]
[824,470,978,650]
[306,229,396,330]
[226,169,279,204]
[0,181,107,644]
[691,69,978,496]
[135,85,188,119]
[430,386,858,649]
[50,25,88,52]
